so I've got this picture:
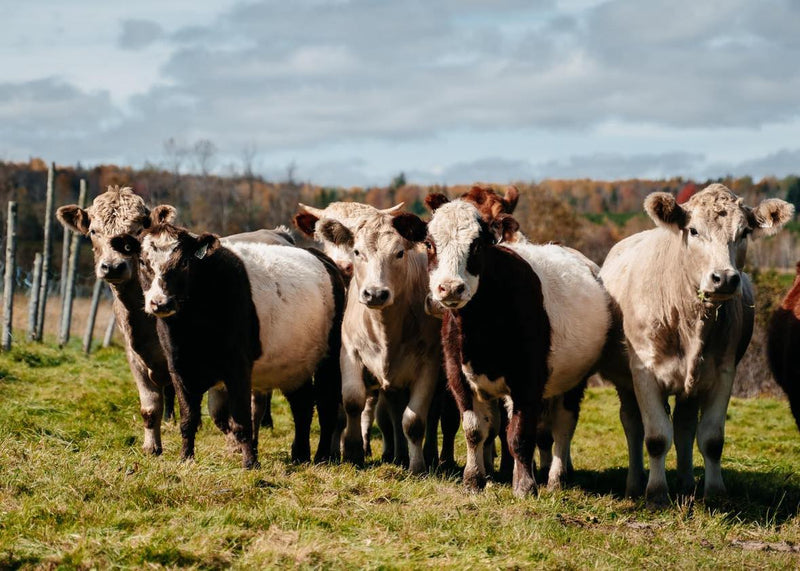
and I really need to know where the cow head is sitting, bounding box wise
[317,212,425,309]
[136,221,220,317]
[419,194,497,309]
[56,186,164,285]
[645,183,794,302]
[293,201,404,281]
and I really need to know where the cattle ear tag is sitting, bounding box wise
[195,244,209,259]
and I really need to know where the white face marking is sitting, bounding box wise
[141,233,180,315]
[351,216,409,308]
[427,201,483,307]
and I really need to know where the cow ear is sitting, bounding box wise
[392,213,427,243]
[750,199,794,238]
[490,214,520,244]
[293,212,319,237]
[152,205,177,225]
[194,233,220,260]
[425,193,450,212]
[317,219,353,247]
[110,234,141,256]
[503,186,519,213]
[57,205,91,235]
[644,192,687,231]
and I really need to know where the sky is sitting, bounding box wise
[2,0,800,187]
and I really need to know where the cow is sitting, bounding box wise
[766,262,800,432]
[314,210,442,474]
[132,215,345,467]
[57,186,176,456]
[401,197,610,495]
[598,183,793,502]
[455,185,598,486]
[294,201,456,468]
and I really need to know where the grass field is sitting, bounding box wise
[0,342,798,569]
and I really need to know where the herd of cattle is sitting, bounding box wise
[55,182,799,504]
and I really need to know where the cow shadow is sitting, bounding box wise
[570,466,800,525]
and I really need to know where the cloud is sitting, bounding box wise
[119,19,164,50]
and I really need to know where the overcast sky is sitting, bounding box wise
[2,0,799,186]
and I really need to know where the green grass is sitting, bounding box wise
[0,343,798,569]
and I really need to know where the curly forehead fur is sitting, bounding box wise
[683,183,749,233]
[427,200,483,246]
[354,214,409,251]
[89,186,150,235]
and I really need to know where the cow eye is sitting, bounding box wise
[424,240,433,251]
[123,243,132,253]
[353,249,360,257]
[395,250,404,259]
[89,229,96,236]
[689,227,698,237]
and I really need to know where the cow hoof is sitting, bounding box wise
[244,459,261,470]
[676,475,697,497]
[703,482,727,500]
[343,444,365,467]
[625,472,647,499]
[143,443,163,456]
[409,461,427,475]
[463,469,487,493]
[546,478,563,492]
[645,484,670,506]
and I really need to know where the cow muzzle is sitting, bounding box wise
[147,296,178,318]
[97,259,131,284]
[701,269,741,301]
[360,287,392,308]
[434,280,469,309]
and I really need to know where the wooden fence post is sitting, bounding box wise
[58,180,88,347]
[28,253,42,340]
[59,217,70,298]
[102,313,116,348]
[2,202,17,351]
[82,278,103,354]
[34,162,56,341]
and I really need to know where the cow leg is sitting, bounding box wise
[405,365,438,474]
[361,390,378,458]
[537,398,554,479]
[423,382,443,470]
[507,396,539,497]
[497,408,514,483]
[207,385,239,451]
[483,401,501,477]
[673,395,699,496]
[312,343,342,464]
[376,391,395,463]
[548,395,579,490]
[340,347,366,466]
[251,391,268,457]
[260,390,274,429]
[617,386,646,498]
[632,366,672,504]
[439,387,460,469]
[131,362,165,456]
[462,397,492,492]
[176,385,203,462]
[224,368,257,469]
[697,367,733,499]
[285,379,314,464]
[385,389,410,467]
[163,378,176,423]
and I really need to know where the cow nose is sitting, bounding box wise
[710,270,741,294]
[361,287,390,307]
[99,260,126,279]
[437,281,466,297]
[149,297,176,316]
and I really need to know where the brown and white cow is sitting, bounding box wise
[599,184,793,501]
[404,197,610,495]
[57,186,176,456]
[133,218,344,467]
[455,185,601,487]
[766,262,800,432]
[316,211,441,473]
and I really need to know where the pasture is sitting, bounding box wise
[0,341,798,569]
